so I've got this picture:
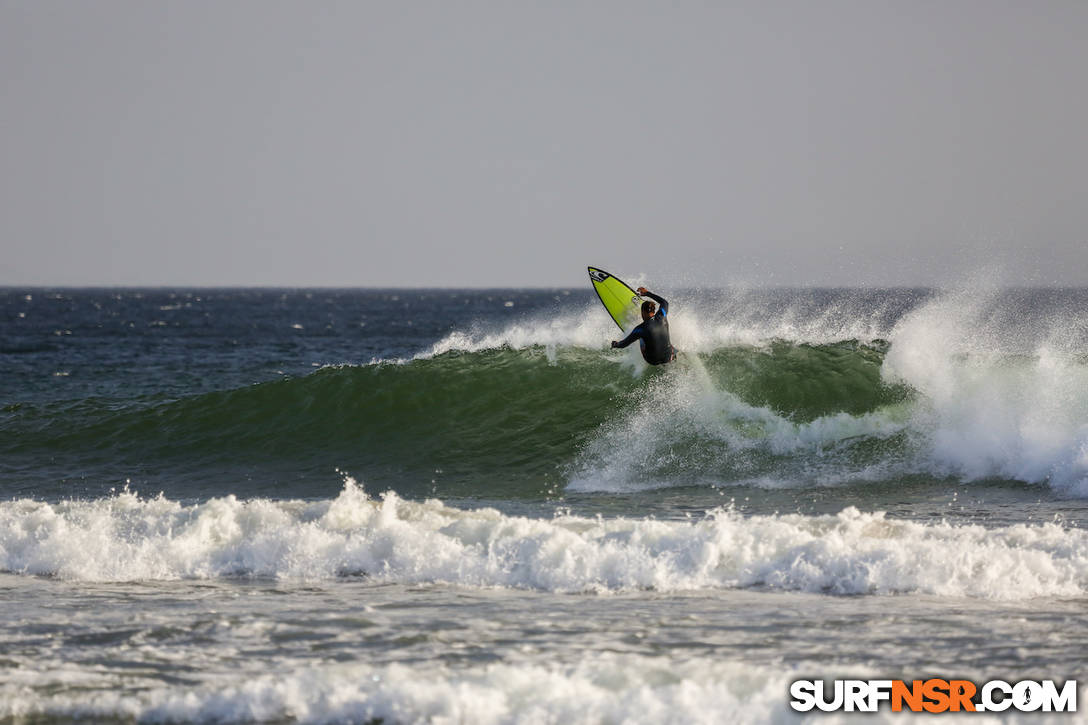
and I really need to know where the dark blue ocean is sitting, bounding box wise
[2,286,1087,722]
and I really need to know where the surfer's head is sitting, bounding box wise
[641,300,656,321]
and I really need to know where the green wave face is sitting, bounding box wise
[703,339,903,421]
[2,342,911,498]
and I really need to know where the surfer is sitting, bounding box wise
[611,287,677,365]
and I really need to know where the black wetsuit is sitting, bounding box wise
[614,291,675,365]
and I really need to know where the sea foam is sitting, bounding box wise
[883,287,1088,495]
[1,481,1085,599]
[0,655,810,724]
[2,649,1079,724]
[415,288,911,360]
[568,353,909,491]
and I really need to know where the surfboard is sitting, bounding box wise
[588,267,642,332]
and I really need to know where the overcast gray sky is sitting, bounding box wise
[2,1,1085,288]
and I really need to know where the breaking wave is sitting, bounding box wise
[2,480,1086,599]
[4,286,1088,496]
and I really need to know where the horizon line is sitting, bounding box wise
[5,283,1088,292]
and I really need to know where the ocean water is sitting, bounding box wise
[2,286,1088,723]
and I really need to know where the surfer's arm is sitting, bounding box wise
[642,291,668,316]
[612,328,642,349]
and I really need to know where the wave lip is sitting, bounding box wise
[2,481,1086,600]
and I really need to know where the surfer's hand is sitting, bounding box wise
[636,286,648,296]
[611,341,619,348]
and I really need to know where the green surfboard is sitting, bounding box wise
[588,267,642,332]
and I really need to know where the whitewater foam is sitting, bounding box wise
[0,655,806,725]
[6,651,1081,724]
[417,303,616,359]
[884,287,1088,495]
[569,353,910,491]
[414,288,915,362]
[2,481,1086,599]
